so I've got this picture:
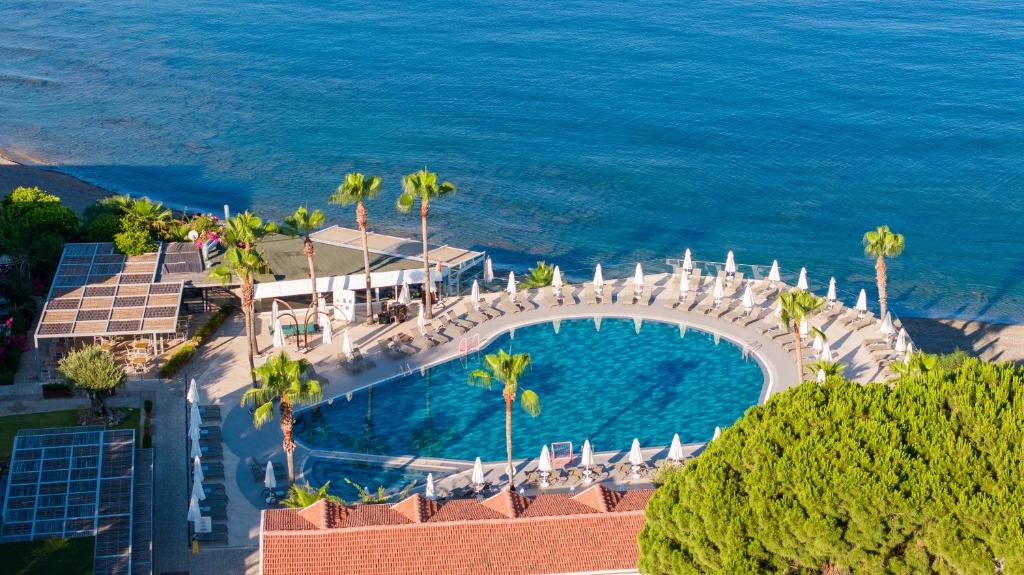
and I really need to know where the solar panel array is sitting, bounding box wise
[35,243,184,341]
[1,427,136,574]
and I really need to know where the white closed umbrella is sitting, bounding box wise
[879,312,894,335]
[187,492,202,522]
[812,331,824,352]
[425,473,436,500]
[188,414,201,442]
[816,369,826,383]
[712,426,722,441]
[399,279,411,305]
[187,378,199,404]
[506,271,516,296]
[895,328,908,353]
[193,455,204,484]
[193,472,206,501]
[271,300,279,323]
[713,276,724,301]
[593,264,604,293]
[667,433,684,462]
[552,266,562,291]
[799,317,809,338]
[190,436,202,459]
[725,251,736,274]
[190,401,201,428]
[471,457,485,485]
[342,329,354,356]
[483,257,494,283]
[633,263,644,293]
[855,289,868,313]
[628,438,644,477]
[768,260,781,284]
[471,280,480,309]
[682,249,693,272]
[538,445,552,474]
[741,284,754,310]
[581,440,594,468]
[680,272,690,298]
[827,277,837,302]
[264,461,277,490]
[904,343,914,364]
[797,267,809,291]
[272,315,285,349]
[820,341,834,362]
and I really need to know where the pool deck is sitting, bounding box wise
[177,271,903,564]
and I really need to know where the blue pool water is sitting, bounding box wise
[306,460,427,503]
[2,2,1023,321]
[294,318,764,462]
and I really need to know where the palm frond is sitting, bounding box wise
[520,389,541,417]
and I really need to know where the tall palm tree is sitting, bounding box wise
[124,197,173,236]
[862,225,905,319]
[396,169,456,320]
[467,349,539,491]
[778,290,825,379]
[242,351,323,484]
[281,206,325,315]
[330,173,383,324]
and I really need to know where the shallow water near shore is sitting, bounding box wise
[1,1,1022,321]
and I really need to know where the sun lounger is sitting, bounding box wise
[198,405,221,422]
[824,300,845,316]
[497,292,519,314]
[686,269,703,292]
[199,426,222,439]
[199,499,227,517]
[377,340,403,360]
[850,317,875,332]
[461,301,487,325]
[725,272,745,294]
[201,462,225,480]
[201,483,229,500]
[194,525,228,544]
[583,289,598,305]
[562,283,576,305]
[638,285,652,306]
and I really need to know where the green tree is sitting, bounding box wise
[122,197,173,237]
[863,225,905,319]
[467,349,539,490]
[280,481,344,508]
[280,206,325,315]
[396,169,455,320]
[113,228,157,255]
[241,352,322,484]
[0,187,79,277]
[57,345,126,416]
[804,359,846,379]
[778,290,824,379]
[638,357,1024,575]
[518,261,555,289]
[330,172,383,324]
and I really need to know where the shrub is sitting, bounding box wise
[194,304,235,342]
[143,399,153,413]
[113,228,157,256]
[638,358,1024,574]
[83,211,122,242]
[58,345,126,416]
[159,341,196,378]
[0,187,78,277]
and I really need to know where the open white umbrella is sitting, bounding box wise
[272,315,286,350]
[820,341,834,362]
[667,433,684,462]
[264,461,277,490]
[799,317,809,338]
[816,369,826,383]
[471,280,480,309]
[342,329,354,357]
[827,277,837,303]
[580,440,594,468]
[895,328,908,353]
[187,378,199,404]
[725,251,736,274]
[552,266,563,291]
[188,414,201,442]
[712,426,722,441]
[879,312,894,335]
[812,331,824,352]
[193,455,204,484]
[399,279,411,305]
[483,257,494,283]
[593,264,604,294]
[713,276,724,301]
[506,271,516,296]
[471,457,485,486]
[797,267,809,291]
[682,249,693,273]
[425,473,436,500]
[741,284,754,310]
[768,260,781,284]
[633,263,644,293]
[193,472,206,501]
[190,436,202,459]
[855,289,868,313]
[188,492,202,522]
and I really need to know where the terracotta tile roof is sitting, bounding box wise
[261,486,655,575]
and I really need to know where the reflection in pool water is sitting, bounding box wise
[296,318,764,462]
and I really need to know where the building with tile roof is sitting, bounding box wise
[260,485,654,575]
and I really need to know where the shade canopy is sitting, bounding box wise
[725,251,736,274]
[264,461,277,489]
[855,289,868,312]
[628,438,643,466]
[797,267,809,290]
[682,249,693,271]
[827,277,837,302]
[580,440,594,468]
[472,457,485,485]
[741,284,754,309]
[538,445,552,473]
[667,434,684,462]
[768,260,781,283]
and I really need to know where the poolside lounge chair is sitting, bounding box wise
[497,292,519,314]
[198,405,221,422]
[194,524,228,544]
[202,483,229,501]
[725,272,745,294]
[562,283,576,305]
[200,443,222,459]
[377,339,403,360]
[638,285,652,306]
[661,279,681,309]
[460,301,487,325]
[199,426,222,440]
[441,310,469,333]
[201,462,225,480]
[583,289,598,305]
[199,499,227,518]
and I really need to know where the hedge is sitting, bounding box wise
[158,304,235,378]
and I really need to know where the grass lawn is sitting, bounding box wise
[0,537,94,575]
[0,408,141,459]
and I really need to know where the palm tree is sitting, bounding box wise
[467,349,539,491]
[124,197,173,237]
[862,225,905,319]
[518,261,555,289]
[242,351,323,484]
[778,290,825,379]
[280,481,344,508]
[804,359,846,380]
[280,206,325,315]
[330,173,383,324]
[396,169,456,320]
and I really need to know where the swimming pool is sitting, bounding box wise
[294,318,765,462]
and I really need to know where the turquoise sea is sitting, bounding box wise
[1,1,1022,321]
